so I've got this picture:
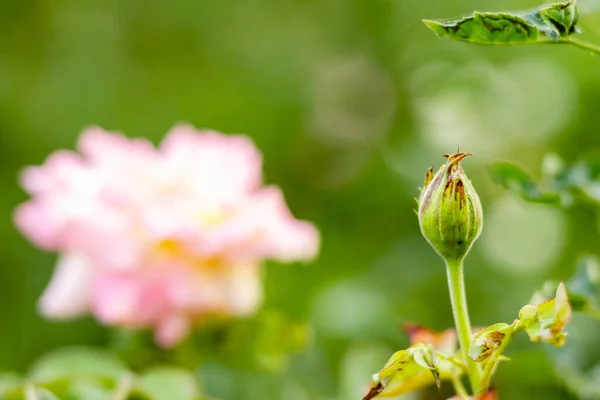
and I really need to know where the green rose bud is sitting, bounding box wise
[418,152,483,263]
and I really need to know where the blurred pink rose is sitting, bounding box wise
[15,124,319,347]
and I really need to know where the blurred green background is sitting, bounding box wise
[1,0,600,399]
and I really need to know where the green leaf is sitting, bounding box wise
[539,1,579,33]
[492,154,600,207]
[412,344,441,389]
[64,379,115,400]
[531,256,600,319]
[519,282,572,346]
[0,373,23,394]
[566,256,600,313]
[563,157,600,206]
[423,0,579,44]
[469,322,516,363]
[423,1,582,45]
[423,2,600,54]
[136,367,202,400]
[362,343,460,399]
[28,347,128,383]
[424,12,554,45]
[490,163,559,204]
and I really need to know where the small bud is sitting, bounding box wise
[418,152,483,263]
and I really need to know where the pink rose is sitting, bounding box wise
[15,124,320,348]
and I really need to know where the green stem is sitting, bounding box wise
[110,373,134,400]
[446,259,481,394]
[534,37,600,55]
[565,37,600,55]
[451,375,469,399]
[479,345,504,390]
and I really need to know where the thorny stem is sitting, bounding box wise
[445,259,481,394]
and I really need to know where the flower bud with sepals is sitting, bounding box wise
[418,152,483,263]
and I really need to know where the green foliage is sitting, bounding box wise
[28,347,128,383]
[491,153,600,208]
[539,1,579,33]
[490,163,560,204]
[424,1,578,44]
[424,12,552,44]
[471,284,571,390]
[530,262,600,400]
[531,256,600,319]
[566,257,600,315]
[0,374,22,394]
[136,367,202,400]
[103,311,311,399]
[112,310,310,375]
[365,283,574,398]
[362,343,461,400]
[424,0,600,54]
[519,283,571,346]
[0,347,206,400]
[214,310,311,372]
[491,154,600,397]
[1,0,599,398]
[469,322,516,363]
[548,153,600,207]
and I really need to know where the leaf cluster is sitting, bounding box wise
[0,347,205,400]
[363,285,572,399]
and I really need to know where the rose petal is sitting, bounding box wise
[225,262,263,315]
[77,126,155,164]
[161,124,263,201]
[20,150,85,195]
[38,253,94,318]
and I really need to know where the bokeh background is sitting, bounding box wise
[1,0,600,399]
